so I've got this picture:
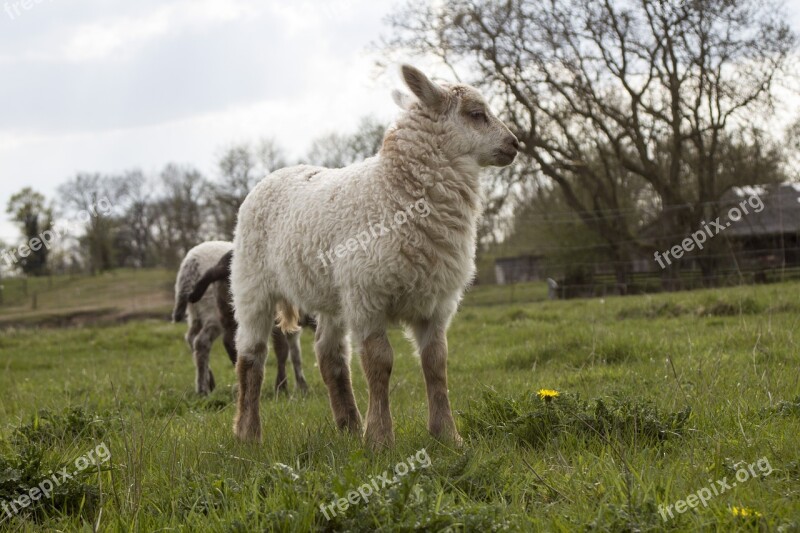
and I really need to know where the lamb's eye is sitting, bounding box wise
[469,110,487,122]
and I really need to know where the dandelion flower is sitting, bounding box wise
[537,389,560,402]
[731,506,762,518]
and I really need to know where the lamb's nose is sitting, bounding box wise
[508,136,520,151]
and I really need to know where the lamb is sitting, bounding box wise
[173,242,310,395]
[230,65,519,447]
[187,249,311,395]
[172,241,233,395]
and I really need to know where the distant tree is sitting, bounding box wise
[151,164,209,268]
[113,170,156,268]
[306,116,386,168]
[57,173,121,274]
[5,187,53,275]
[211,139,286,239]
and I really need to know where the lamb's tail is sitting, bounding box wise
[276,300,301,334]
[189,251,233,304]
[172,293,189,323]
[172,257,200,323]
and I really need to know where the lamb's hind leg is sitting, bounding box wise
[315,315,361,433]
[287,329,308,394]
[193,324,221,395]
[272,326,290,395]
[233,302,273,442]
[359,330,394,449]
[412,318,462,445]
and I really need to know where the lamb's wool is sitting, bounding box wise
[174,240,233,328]
[232,114,491,342]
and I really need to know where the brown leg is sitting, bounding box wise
[272,326,289,395]
[315,315,361,433]
[233,302,272,442]
[413,320,461,445]
[233,344,266,441]
[360,331,394,449]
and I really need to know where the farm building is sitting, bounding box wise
[720,183,800,268]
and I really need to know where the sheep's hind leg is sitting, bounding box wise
[272,326,290,395]
[193,324,220,396]
[412,319,462,446]
[315,315,361,433]
[359,331,394,449]
[287,329,308,394]
[185,318,202,349]
[233,303,273,442]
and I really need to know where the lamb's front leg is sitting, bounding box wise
[413,320,462,446]
[315,316,361,433]
[360,331,394,449]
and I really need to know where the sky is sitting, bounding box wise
[0,0,409,242]
[1,0,800,245]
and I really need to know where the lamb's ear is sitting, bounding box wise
[392,89,414,110]
[401,64,447,111]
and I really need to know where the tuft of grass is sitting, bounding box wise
[0,408,110,524]
[460,389,691,448]
[764,396,800,418]
[617,301,687,320]
[10,407,106,448]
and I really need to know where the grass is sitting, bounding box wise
[0,273,799,531]
[0,269,174,327]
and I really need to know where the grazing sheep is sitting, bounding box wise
[188,249,311,395]
[172,241,233,395]
[231,65,519,446]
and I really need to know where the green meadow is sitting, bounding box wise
[0,275,798,531]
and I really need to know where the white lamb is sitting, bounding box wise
[231,65,519,447]
[172,240,233,395]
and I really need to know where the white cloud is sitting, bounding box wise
[0,0,402,243]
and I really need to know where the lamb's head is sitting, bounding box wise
[393,64,519,168]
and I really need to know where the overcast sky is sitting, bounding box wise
[0,0,408,242]
[2,0,799,245]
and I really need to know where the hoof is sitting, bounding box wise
[233,423,262,442]
[364,428,395,450]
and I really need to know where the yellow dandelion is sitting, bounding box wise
[731,506,762,518]
[537,389,560,402]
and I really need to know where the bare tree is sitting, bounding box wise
[385,0,795,284]
[151,165,209,268]
[305,116,387,168]
[211,139,286,239]
[113,170,156,268]
[57,174,122,274]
